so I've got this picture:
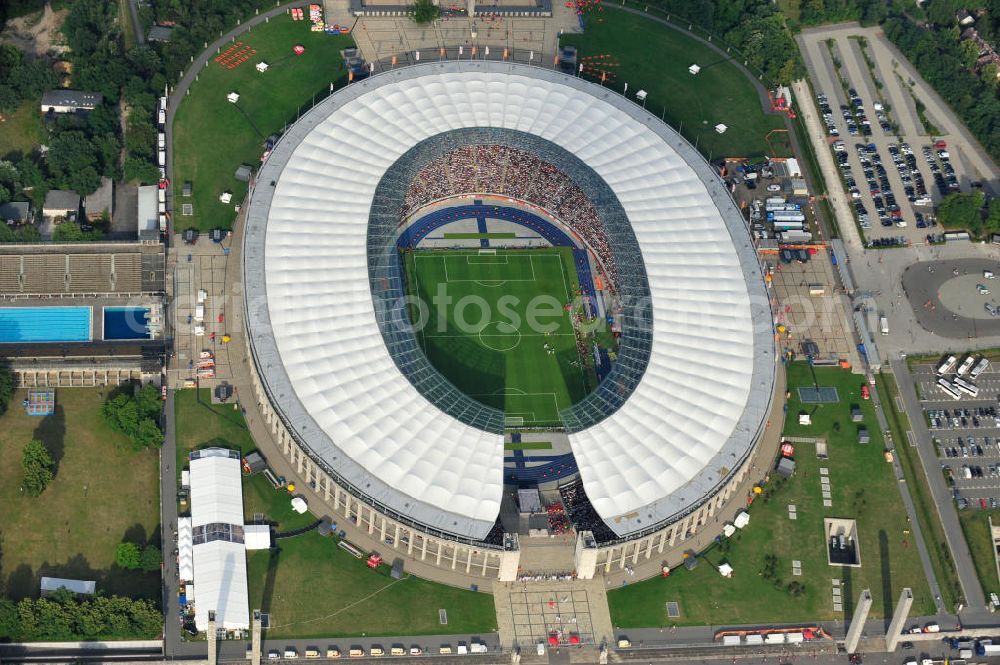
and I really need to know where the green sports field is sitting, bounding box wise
[403,247,592,428]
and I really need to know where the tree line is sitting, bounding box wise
[0,591,161,641]
[883,11,1000,166]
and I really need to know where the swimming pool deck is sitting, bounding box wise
[0,297,162,345]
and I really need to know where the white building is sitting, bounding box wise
[189,448,249,632]
[137,185,158,241]
[41,90,103,114]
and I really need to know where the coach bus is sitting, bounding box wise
[936,355,958,376]
[953,376,980,398]
[937,378,962,400]
[957,355,977,377]
[970,357,990,380]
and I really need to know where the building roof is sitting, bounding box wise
[776,457,796,478]
[40,577,96,595]
[244,62,774,541]
[147,25,173,42]
[43,189,79,211]
[244,524,271,550]
[41,89,102,110]
[189,448,249,631]
[84,177,113,216]
[0,201,30,222]
[192,540,249,631]
[190,448,244,526]
[137,185,158,234]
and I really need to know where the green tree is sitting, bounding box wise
[52,222,103,242]
[0,596,18,639]
[987,196,1000,232]
[115,542,141,570]
[937,190,986,234]
[22,439,54,496]
[411,0,438,24]
[123,156,161,185]
[0,363,13,415]
[101,384,163,450]
[140,544,162,572]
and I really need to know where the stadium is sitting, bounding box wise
[242,61,776,577]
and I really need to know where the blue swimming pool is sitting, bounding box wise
[0,306,92,343]
[103,307,151,340]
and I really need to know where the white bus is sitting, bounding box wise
[936,355,958,376]
[937,378,962,400]
[970,357,990,380]
[957,355,976,377]
[953,376,980,398]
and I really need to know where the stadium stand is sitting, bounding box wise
[402,145,617,288]
[559,478,618,543]
[21,255,68,294]
[68,254,112,292]
[0,256,21,292]
[0,245,163,296]
[112,254,142,293]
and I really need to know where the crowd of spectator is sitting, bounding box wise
[559,479,618,543]
[401,144,617,284]
[546,502,571,535]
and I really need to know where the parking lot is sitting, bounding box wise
[798,26,991,246]
[913,359,1000,509]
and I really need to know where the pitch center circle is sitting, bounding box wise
[478,321,521,351]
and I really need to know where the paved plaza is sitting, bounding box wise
[770,248,861,367]
[493,580,613,651]
[168,234,235,388]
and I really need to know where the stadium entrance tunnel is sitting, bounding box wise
[368,127,653,434]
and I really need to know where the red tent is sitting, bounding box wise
[547,635,558,646]
[293,45,305,55]
[569,635,580,645]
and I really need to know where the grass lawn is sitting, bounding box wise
[174,389,497,638]
[247,532,497,639]
[880,373,964,611]
[560,8,789,160]
[171,18,354,231]
[607,364,933,628]
[404,247,593,427]
[0,388,160,601]
[0,101,43,159]
[958,508,1000,601]
[173,389,314,532]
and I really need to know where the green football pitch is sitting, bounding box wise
[402,247,591,428]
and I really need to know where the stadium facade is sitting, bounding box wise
[242,61,776,580]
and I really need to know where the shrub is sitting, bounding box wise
[115,542,141,570]
[22,440,54,496]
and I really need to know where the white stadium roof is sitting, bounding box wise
[244,62,774,541]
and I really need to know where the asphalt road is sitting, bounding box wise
[161,389,182,657]
[890,357,989,618]
[128,0,145,45]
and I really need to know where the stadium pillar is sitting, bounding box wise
[843,589,872,655]
[207,611,217,665]
[574,531,598,580]
[467,0,475,17]
[884,588,913,652]
[498,544,520,581]
[251,610,262,665]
